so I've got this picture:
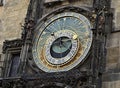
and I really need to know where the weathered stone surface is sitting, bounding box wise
[106,32,120,48]
[102,80,120,88]
[0,0,30,53]
[0,0,119,88]
[111,0,120,31]
[103,73,120,82]
[44,0,93,15]
[104,0,120,84]
[0,0,30,77]
[106,56,118,65]
[0,44,2,54]
[107,47,119,56]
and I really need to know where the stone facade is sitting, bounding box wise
[111,0,120,31]
[0,0,29,76]
[0,0,120,88]
[102,0,120,88]
[0,0,30,53]
[44,0,93,15]
[0,0,93,54]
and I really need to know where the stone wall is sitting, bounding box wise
[44,1,120,88]
[0,0,30,53]
[102,0,120,88]
[0,0,30,76]
[44,0,93,14]
[0,0,120,88]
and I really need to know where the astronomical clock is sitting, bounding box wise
[1,0,110,88]
[32,11,93,73]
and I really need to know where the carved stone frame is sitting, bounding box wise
[2,39,22,77]
[4,48,21,77]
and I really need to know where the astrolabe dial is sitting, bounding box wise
[44,30,79,65]
[32,12,93,72]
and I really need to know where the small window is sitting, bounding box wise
[0,54,3,77]
[9,53,20,77]
[0,0,3,6]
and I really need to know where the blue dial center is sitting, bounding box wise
[50,36,72,58]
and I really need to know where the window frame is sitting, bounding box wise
[2,39,22,77]
[7,50,21,77]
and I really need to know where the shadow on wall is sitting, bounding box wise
[0,0,3,6]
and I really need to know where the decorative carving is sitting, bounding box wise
[2,39,23,53]
[1,0,112,88]
[21,0,43,41]
[44,0,63,7]
[26,0,43,22]
[93,0,110,10]
[21,69,89,88]
[21,19,35,41]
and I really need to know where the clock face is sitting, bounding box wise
[32,12,92,72]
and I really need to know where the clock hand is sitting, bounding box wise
[61,35,78,42]
[61,39,71,42]
[52,41,59,45]
[62,42,71,51]
[52,36,62,45]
